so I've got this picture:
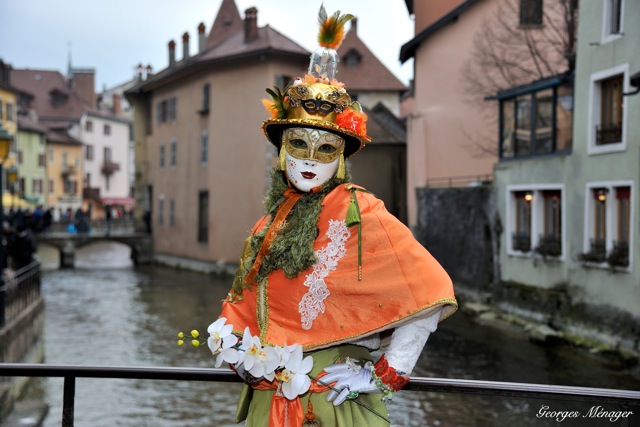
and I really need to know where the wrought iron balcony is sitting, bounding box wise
[101,161,120,176]
[596,123,622,145]
[61,164,76,177]
[534,234,562,258]
[512,232,531,252]
[607,240,629,268]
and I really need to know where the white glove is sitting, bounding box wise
[322,358,380,406]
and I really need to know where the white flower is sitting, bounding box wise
[214,333,240,368]
[277,344,313,400]
[207,317,234,354]
[240,327,280,381]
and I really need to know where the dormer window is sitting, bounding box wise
[343,49,362,67]
[50,88,68,107]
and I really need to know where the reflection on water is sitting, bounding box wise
[28,244,640,426]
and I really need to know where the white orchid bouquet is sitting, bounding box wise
[178,317,314,400]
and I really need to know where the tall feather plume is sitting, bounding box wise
[317,3,354,50]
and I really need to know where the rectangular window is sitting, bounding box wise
[85,173,91,188]
[198,190,209,243]
[18,150,23,165]
[104,146,112,162]
[201,84,210,114]
[168,97,177,121]
[597,74,623,145]
[85,121,93,132]
[158,198,165,226]
[49,179,54,194]
[508,186,564,258]
[86,145,94,161]
[169,199,175,226]
[519,0,543,26]
[606,0,623,35]
[583,182,632,268]
[38,153,46,167]
[104,124,111,135]
[538,190,562,257]
[512,191,532,252]
[499,78,573,160]
[534,89,553,154]
[48,146,54,162]
[0,98,3,120]
[160,144,165,168]
[515,95,532,156]
[201,131,208,164]
[6,102,14,122]
[170,140,177,167]
[500,99,515,158]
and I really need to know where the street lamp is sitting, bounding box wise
[0,123,13,327]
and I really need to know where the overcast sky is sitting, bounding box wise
[0,0,415,90]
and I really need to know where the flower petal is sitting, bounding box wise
[208,317,226,333]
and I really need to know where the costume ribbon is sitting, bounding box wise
[244,188,304,285]
[252,374,332,427]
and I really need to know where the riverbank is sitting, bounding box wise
[456,290,640,370]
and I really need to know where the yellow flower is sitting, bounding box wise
[191,330,200,339]
[191,339,200,348]
[177,340,184,346]
[178,332,184,339]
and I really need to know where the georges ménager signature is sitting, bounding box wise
[537,405,634,423]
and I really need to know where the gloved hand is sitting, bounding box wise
[322,358,380,406]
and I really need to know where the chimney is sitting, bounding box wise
[244,7,258,43]
[137,63,143,81]
[70,69,96,107]
[168,40,176,66]
[182,32,190,60]
[113,93,121,115]
[351,17,358,35]
[145,64,153,78]
[198,22,206,53]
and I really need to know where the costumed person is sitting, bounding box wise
[213,6,457,427]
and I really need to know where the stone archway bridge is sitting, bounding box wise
[36,223,153,268]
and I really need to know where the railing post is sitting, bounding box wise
[62,375,76,427]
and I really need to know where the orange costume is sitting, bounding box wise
[221,184,456,350]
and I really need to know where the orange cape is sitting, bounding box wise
[221,184,457,350]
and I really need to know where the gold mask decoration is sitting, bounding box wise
[283,128,345,164]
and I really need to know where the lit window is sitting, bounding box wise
[508,186,564,258]
[583,182,632,268]
[512,191,533,252]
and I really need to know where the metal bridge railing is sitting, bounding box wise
[0,363,638,427]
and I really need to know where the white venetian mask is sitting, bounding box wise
[282,127,345,192]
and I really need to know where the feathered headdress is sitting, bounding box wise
[317,4,354,50]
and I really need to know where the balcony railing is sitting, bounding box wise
[608,240,629,268]
[101,161,120,176]
[596,123,622,145]
[0,363,638,427]
[60,164,76,177]
[512,232,531,252]
[534,234,562,258]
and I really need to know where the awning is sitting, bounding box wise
[2,193,38,209]
[100,197,135,207]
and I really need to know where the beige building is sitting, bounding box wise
[400,0,572,227]
[126,0,309,263]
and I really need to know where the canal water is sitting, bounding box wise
[24,243,640,426]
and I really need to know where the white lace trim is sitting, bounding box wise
[299,219,350,330]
